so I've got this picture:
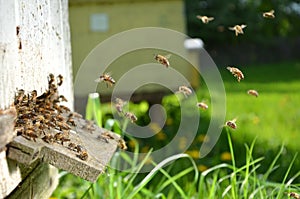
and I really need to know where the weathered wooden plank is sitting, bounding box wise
[8,115,120,182]
[6,162,59,199]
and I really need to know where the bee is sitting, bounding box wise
[115,98,126,114]
[228,24,247,36]
[56,121,71,130]
[59,105,70,112]
[98,131,114,143]
[54,131,70,144]
[67,117,76,126]
[22,128,38,142]
[76,145,88,161]
[68,142,77,151]
[196,102,209,110]
[68,112,82,118]
[227,66,244,82]
[57,74,63,86]
[42,134,55,144]
[177,86,192,98]
[124,112,138,123]
[154,54,171,67]
[263,10,275,19]
[84,120,96,132]
[247,89,259,97]
[95,73,115,87]
[287,192,300,199]
[196,15,214,24]
[15,89,25,105]
[225,118,237,129]
[58,95,68,102]
[118,138,127,150]
[48,73,55,85]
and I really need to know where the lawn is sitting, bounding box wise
[52,61,300,198]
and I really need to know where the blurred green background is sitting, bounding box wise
[64,0,300,195]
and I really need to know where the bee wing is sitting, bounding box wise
[196,15,203,20]
[208,17,214,21]
[164,54,172,59]
[94,77,103,83]
[240,24,247,29]
[228,26,235,31]
[269,9,275,14]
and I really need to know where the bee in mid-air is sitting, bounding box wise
[224,118,237,129]
[228,24,247,36]
[196,102,209,110]
[154,54,171,68]
[118,138,127,150]
[286,192,300,199]
[124,112,138,123]
[177,86,192,98]
[247,89,259,97]
[263,10,275,19]
[227,67,244,82]
[115,98,127,114]
[196,15,214,24]
[95,73,115,87]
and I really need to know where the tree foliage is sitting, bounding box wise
[184,0,300,45]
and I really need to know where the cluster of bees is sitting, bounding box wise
[14,73,90,161]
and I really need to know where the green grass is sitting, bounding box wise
[52,61,300,198]
[220,61,300,150]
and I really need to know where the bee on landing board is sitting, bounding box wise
[227,66,244,82]
[228,24,247,36]
[263,10,275,19]
[154,54,171,68]
[196,15,214,24]
[95,73,115,87]
[247,89,259,97]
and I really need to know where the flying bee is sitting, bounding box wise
[224,118,237,130]
[227,66,244,82]
[286,192,300,199]
[196,15,214,24]
[118,138,128,150]
[115,98,126,114]
[95,73,115,87]
[196,102,209,110]
[124,112,138,123]
[154,54,171,67]
[263,10,275,19]
[57,74,63,86]
[228,24,247,36]
[177,86,192,98]
[247,89,259,97]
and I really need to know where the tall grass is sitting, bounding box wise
[52,90,300,199]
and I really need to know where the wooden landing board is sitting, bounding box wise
[7,116,120,182]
